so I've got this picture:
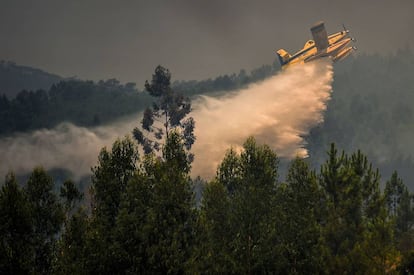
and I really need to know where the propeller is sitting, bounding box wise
[342,23,350,33]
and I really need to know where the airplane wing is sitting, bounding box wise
[310,21,329,51]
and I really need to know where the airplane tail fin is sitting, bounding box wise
[276,49,291,66]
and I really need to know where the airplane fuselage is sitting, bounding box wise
[276,22,355,68]
[285,31,350,66]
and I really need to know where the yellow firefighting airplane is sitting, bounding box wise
[276,21,356,68]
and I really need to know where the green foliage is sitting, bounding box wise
[140,149,196,273]
[0,168,67,274]
[56,208,89,274]
[199,137,281,273]
[320,144,399,273]
[278,158,324,274]
[86,136,139,273]
[306,49,414,187]
[195,180,234,273]
[147,131,196,273]
[385,171,414,235]
[199,141,403,274]
[91,137,139,226]
[60,179,83,215]
[133,65,195,160]
[25,167,65,274]
[0,173,34,274]
[112,172,153,273]
[3,135,414,273]
[0,78,150,136]
[84,132,196,273]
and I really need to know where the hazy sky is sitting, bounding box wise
[1,0,413,86]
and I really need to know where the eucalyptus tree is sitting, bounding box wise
[133,65,195,161]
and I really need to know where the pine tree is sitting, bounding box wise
[320,144,399,273]
[385,171,414,271]
[385,171,413,235]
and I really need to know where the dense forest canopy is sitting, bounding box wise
[2,135,414,273]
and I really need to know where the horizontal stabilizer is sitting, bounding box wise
[276,49,291,66]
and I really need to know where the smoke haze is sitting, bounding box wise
[1,60,333,180]
[1,0,412,86]
[0,117,139,180]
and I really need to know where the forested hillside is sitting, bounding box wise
[2,135,414,273]
[0,60,62,98]
[2,56,414,273]
[0,79,151,136]
[2,50,414,188]
[0,62,279,137]
[307,47,414,186]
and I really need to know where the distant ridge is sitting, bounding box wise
[0,60,63,98]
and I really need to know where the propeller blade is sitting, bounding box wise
[342,23,350,33]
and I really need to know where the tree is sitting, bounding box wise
[112,131,197,274]
[86,136,139,273]
[133,65,195,160]
[230,138,281,272]
[0,173,34,274]
[384,171,414,270]
[60,179,83,218]
[142,131,197,273]
[359,206,400,274]
[25,167,65,274]
[194,180,234,273]
[90,137,139,228]
[201,137,281,273]
[112,172,153,274]
[56,208,89,274]
[320,144,399,273]
[385,171,413,235]
[278,158,324,274]
[56,180,86,274]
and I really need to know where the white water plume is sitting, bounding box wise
[0,59,333,181]
[191,59,333,178]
